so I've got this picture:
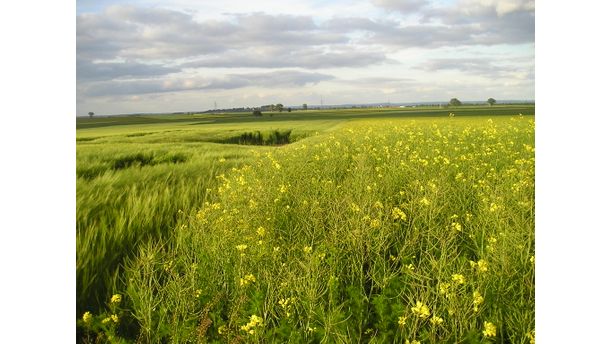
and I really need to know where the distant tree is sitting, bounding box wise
[487,98,496,106]
[88,111,94,118]
[449,98,462,106]
[276,104,284,112]
[253,110,262,117]
[287,108,292,112]
[302,103,307,110]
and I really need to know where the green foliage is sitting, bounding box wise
[214,130,293,146]
[450,98,462,106]
[77,106,535,343]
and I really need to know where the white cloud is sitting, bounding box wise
[76,1,534,115]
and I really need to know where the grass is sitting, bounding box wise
[77,105,535,343]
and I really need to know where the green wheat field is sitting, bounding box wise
[77,105,535,343]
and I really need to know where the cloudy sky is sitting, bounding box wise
[76,0,534,116]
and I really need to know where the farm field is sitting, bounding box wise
[77,105,535,343]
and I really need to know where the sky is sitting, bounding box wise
[76,0,534,115]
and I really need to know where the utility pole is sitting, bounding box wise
[214,101,217,111]
[320,95,323,109]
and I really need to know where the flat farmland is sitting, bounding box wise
[77,105,535,343]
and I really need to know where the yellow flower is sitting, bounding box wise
[483,321,496,338]
[250,314,263,325]
[82,311,92,323]
[110,294,122,304]
[278,297,294,311]
[241,314,264,334]
[218,324,227,335]
[411,301,430,318]
[526,329,535,344]
[430,316,443,326]
[438,283,451,298]
[419,197,431,206]
[470,259,488,273]
[303,246,313,254]
[451,222,462,232]
[530,255,535,264]
[398,316,407,326]
[102,317,111,324]
[473,291,484,311]
[111,314,119,323]
[240,274,256,286]
[236,244,248,251]
[392,207,407,221]
[256,227,266,237]
[477,260,488,272]
[370,219,382,228]
[403,263,415,272]
[451,274,465,285]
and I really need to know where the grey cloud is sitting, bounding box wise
[77,3,533,78]
[371,0,430,13]
[183,47,389,69]
[77,7,236,60]
[417,1,534,45]
[77,59,181,81]
[418,57,533,79]
[77,7,346,61]
[334,76,414,85]
[82,70,334,97]
[325,0,533,48]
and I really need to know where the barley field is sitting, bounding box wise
[77,106,535,343]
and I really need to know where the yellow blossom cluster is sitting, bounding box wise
[240,314,264,335]
[451,274,466,285]
[438,283,451,298]
[411,301,430,318]
[110,294,122,304]
[473,291,484,311]
[240,274,256,287]
[470,259,489,273]
[429,316,443,326]
[278,297,295,317]
[483,321,496,337]
[392,207,407,221]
